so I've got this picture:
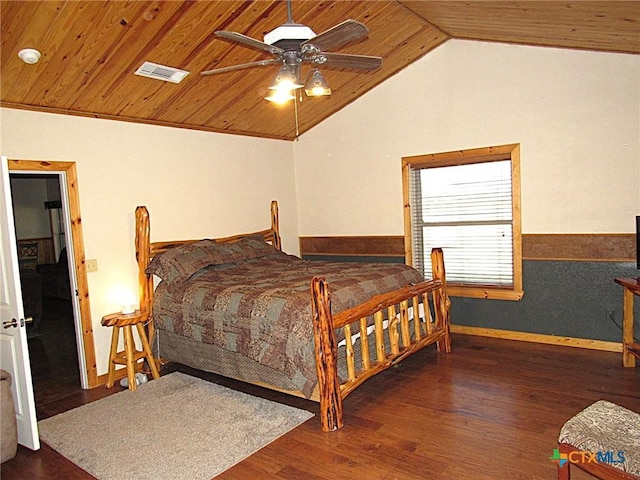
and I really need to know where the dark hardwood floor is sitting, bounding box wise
[26,296,85,419]
[1,331,638,479]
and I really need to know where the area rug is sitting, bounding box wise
[38,372,313,480]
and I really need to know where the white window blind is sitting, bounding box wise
[410,160,514,287]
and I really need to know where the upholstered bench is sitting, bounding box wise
[558,400,640,479]
[1,369,17,463]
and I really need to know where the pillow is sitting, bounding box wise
[146,240,221,284]
[217,235,280,262]
[146,236,281,284]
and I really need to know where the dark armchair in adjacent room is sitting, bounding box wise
[19,270,43,332]
[17,241,43,332]
[36,248,72,301]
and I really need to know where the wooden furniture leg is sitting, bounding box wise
[310,276,343,432]
[557,443,572,480]
[102,310,160,391]
[123,325,137,391]
[622,287,636,367]
[136,322,160,380]
[614,278,640,368]
[431,248,451,354]
[105,326,120,388]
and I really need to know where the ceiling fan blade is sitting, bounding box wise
[215,31,284,56]
[315,52,382,71]
[201,58,280,76]
[301,20,369,53]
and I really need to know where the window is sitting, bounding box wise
[402,144,523,300]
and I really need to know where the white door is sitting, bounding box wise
[0,156,39,450]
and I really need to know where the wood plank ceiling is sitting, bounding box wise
[1,1,639,141]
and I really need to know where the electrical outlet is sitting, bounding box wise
[86,259,98,272]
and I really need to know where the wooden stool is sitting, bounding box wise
[558,400,640,479]
[101,311,160,391]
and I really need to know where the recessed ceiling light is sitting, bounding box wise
[18,48,41,64]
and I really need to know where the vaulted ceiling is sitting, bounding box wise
[1,1,638,141]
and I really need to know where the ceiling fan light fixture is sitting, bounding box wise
[264,89,296,104]
[205,0,381,108]
[269,64,303,92]
[264,24,316,45]
[304,69,331,97]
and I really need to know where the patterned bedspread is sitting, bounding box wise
[150,243,423,397]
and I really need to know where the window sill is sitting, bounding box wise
[446,285,524,301]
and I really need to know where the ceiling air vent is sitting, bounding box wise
[135,61,189,84]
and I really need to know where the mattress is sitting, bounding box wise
[150,241,423,398]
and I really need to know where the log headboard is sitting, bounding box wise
[134,200,282,338]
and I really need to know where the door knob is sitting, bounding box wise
[3,318,18,329]
[2,318,27,329]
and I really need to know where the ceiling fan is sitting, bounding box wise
[201,0,382,103]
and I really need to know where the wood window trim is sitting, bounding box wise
[402,143,523,301]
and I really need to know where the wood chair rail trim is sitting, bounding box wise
[299,234,636,262]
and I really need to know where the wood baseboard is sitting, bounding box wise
[450,325,622,353]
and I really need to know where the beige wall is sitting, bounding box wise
[10,177,52,239]
[294,40,640,236]
[2,39,639,376]
[1,109,297,374]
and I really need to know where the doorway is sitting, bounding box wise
[8,160,98,407]
[10,173,82,409]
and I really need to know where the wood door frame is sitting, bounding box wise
[9,159,97,388]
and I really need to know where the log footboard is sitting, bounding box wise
[311,248,451,432]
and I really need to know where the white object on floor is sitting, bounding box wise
[119,372,149,388]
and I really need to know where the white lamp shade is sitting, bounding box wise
[304,69,331,96]
[265,89,296,104]
[269,64,302,91]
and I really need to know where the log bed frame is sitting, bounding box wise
[135,200,451,431]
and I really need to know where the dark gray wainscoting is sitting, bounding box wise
[451,260,639,343]
[302,253,639,343]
